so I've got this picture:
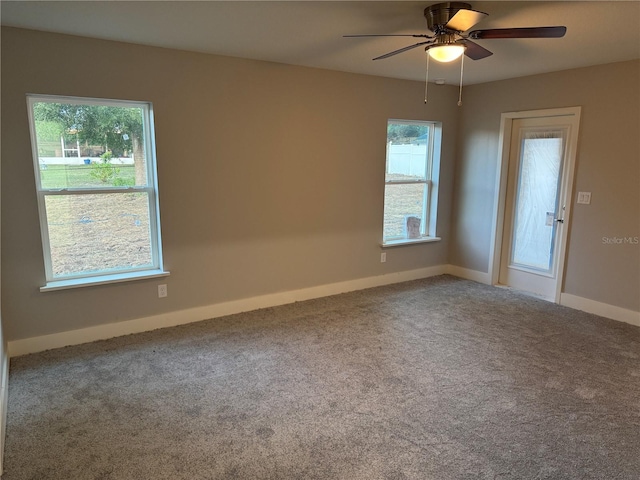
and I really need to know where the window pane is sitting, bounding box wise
[511,133,564,271]
[386,123,429,182]
[32,102,147,188]
[386,144,428,182]
[383,183,427,240]
[44,193,154,278]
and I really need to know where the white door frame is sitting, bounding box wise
[488,106,581,303]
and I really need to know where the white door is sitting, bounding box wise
[498,112,579,301]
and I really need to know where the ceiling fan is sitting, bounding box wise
[345,2,567,64]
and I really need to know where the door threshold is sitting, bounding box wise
[495,284,555,303]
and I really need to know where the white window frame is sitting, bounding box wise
[27,94,168,291]
[383,119,442,247]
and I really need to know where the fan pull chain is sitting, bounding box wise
[424,53,430,104]
[457,54,465,107]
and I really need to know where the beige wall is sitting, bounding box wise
[2,27,638,344]
[1,28,459,341]
[451,60,640,311]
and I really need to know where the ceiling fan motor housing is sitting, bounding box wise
[424,2,472,32]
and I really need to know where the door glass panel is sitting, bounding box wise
[510,129,565,272]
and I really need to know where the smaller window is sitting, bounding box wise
[383,120,441,245]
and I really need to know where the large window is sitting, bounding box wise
[383,120,441,245]
[27,95,166,290]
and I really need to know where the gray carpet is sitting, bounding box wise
[4,275,640,479]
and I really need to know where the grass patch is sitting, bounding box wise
[40,164,135,189]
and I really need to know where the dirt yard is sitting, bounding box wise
[46,192,153,277]
[383,174,427,239]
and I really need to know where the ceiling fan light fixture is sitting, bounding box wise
[428,44,466,62]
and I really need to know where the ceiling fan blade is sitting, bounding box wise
[468,26,567,40]
[445,9,488,32]
[464,40,493,60]
[344,34,432,39]
[373,40,434,61]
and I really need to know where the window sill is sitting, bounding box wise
[40,269,170,292]
[382,236,441,248]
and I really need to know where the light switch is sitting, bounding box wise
[577,192,591,204]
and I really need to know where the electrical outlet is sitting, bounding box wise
[381,252,387,263]
[158,284,168,298]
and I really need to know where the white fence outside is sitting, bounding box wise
[387,144,427,176]
[39,157,135,166]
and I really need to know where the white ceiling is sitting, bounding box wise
[2,1,639,85]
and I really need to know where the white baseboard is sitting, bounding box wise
[446,266,640,327]
[445,264,491,284]
[0,343,8,475]
[8,265,447,357]
[560,293,640,327]
[9,266,637,357]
